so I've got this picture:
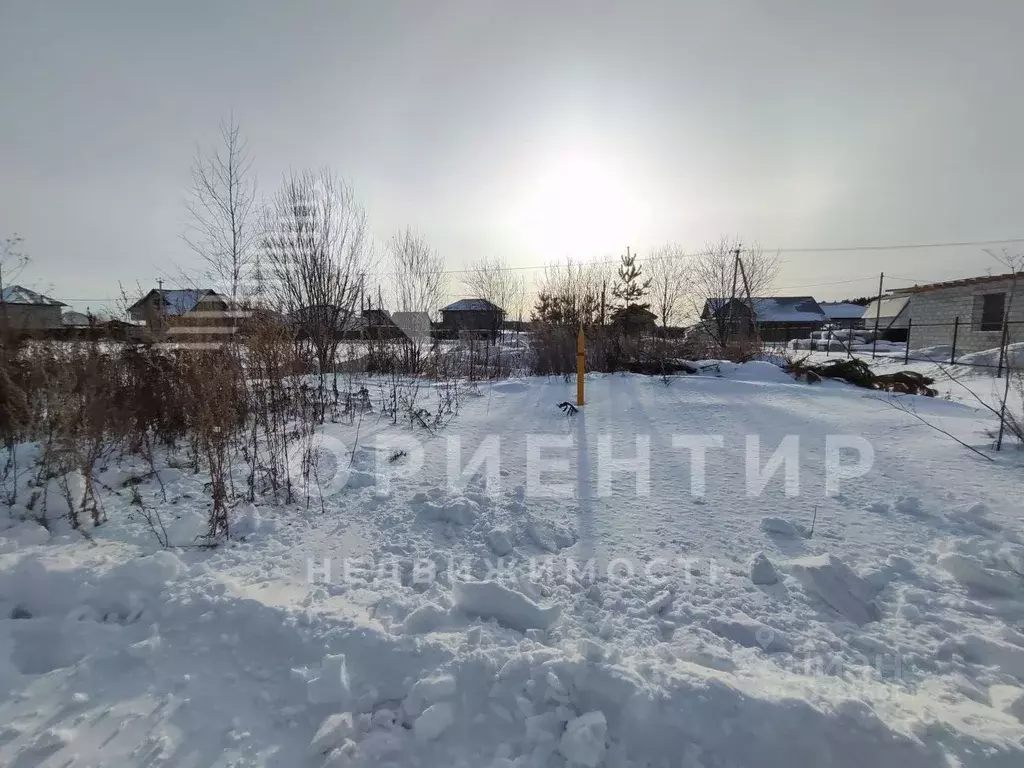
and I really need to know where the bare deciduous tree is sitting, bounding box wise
[183,117,259,304]
[1,235,30,338]
[263,169,369,376]
[463,256,527,325]
[532,257,607,327]
[646,243,689,329]
[389,227,448,318]
[688,237,781,344]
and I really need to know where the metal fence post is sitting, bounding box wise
[950,316,959,364]
[905,318,912,364]
[848,319,854,359]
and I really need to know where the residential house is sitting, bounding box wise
[0,285,65,331]
[361,308,404,340]
[699,296,827,342]
[127,288,245,348]
[885,272,1023,355]
[819,302,867,330]
[439,299,504,340]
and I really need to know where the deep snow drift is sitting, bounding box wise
[2,363,1023,767]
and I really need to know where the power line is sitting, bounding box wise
[43,235,1024,303]
[771,237,1024,254]
[773,276,879,291]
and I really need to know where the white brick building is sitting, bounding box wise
[886,272,1023,356]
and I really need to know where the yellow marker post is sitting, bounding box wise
[576,326,585,406]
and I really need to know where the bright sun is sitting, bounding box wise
[516,150,649,257]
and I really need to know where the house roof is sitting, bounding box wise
[896,271,1023,294]
[391,311,432,339]
[62,310,94,327]
[861,296,911,327]
[128,289,226,316]
[363,308,398,326]
[819,302,866,321]
[1,285,66,306]
[706,296,826,323]
[442,298,504,313]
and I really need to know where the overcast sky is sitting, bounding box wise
[2,0,1022,313]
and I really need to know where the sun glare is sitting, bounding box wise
[516,150,649,257]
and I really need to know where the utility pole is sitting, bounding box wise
[871,272,884,359]
[724,246,740,345]
[736,254,757,343]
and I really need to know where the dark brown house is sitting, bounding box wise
[439,299,504,340]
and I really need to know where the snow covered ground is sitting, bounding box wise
[799,346,1024,416]
[2,361,1024,767]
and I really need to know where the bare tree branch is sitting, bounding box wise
[646,243,689,328]
[389,227,448,319]
[183,116,259,303]
[687,237,781,345]
[532,257,609,326]
[262,169,369,374]
[462,256,527,322]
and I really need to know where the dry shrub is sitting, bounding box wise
[0,316,328,543]
[527,324,724,376]
[718,336,766,363]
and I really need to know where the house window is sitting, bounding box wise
[979,292,1006,332]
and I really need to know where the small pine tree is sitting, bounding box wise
[612,249,651,309]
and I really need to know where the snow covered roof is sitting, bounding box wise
[862,295,910,324]
[129,289,226,316]
[62,310,93,327]
[442,298,504,313]
[706,296,826,323]
[1,285,65,306]
[818,302,866,321]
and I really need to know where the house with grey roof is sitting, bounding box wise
[439,298,504,340]
[0,285,66,331]
[699,296,826,342]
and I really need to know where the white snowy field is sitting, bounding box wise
[2,362,1024,767]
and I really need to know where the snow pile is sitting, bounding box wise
[938,553,1020,597]
[452,579,561,631]
[558,711,607,767]
[760,516,804,538]
[749,551,779,585]
[958,341,1024,369]
[785,554,881,625]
